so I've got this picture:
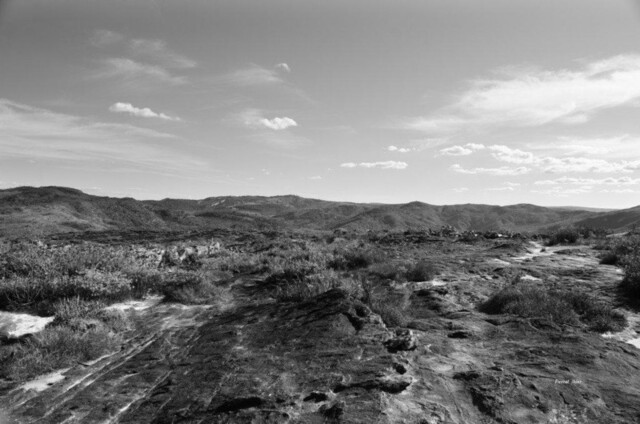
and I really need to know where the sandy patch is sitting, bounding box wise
[0,312,54,338]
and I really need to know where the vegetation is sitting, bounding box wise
[480,285,626,332]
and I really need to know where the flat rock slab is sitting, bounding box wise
[1,290,411,423]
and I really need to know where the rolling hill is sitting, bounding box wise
[0,186,637,238]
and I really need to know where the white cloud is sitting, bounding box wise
[488,145,536,164]
[109,102,181,121]
[238,109,297,131]
[387,145,411,153]
[341,161,408,170]
[532,186,593,196]
[534,176,640,186]
[92,58,187,87]
[439,143,485,156]
[91,30,124,46]
[259,117,297,130]
[450,164,530,176]
[129,38,197,69]
[223,65,284,86]
[440,145,472,156]
[485,144,640,174]
[0,99,201,172]
[406,54,640,132]
[309,175,322,180]
[453,187,469,193]
[276,63,291,73]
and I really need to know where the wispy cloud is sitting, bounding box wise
[487,182,521,191]
[91,29,124,47]
[450,164,530,176]
[109,102,181,121]
[237,109,298,130]
[341,161,408,170]
[0,99,201,171]
[222,65,284,86]
[387,145,412,153]
[92,58,187,88]
[443,143,640,174]
[275,63,291,73]
[439,143,485,156]
[260,117,297,130]
[129,38,197,69]
[534,176,640,186]
[406,55,640,133]
[487,144,640,173]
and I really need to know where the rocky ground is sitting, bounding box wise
[1,235,640,423]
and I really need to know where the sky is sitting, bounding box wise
[2,0,640,208]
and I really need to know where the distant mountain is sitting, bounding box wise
[574,205,640,232]
[0,186,637,238]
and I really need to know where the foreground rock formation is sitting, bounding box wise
[1,238,640,423]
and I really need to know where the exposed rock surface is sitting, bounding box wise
[2,240,640,423]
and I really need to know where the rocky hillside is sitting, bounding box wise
[0,186,637,238]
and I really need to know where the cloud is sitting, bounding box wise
[486,182,521,192]
[341,161,408,170]
[453,187,469,193]
[109,102,181,121]
[406,55,640,132]
[534,176,640,186]
[387,145,412,153]
[450,164,530,176]
[223,65,284,86]
[309,176,322,180]
[92,58,187,87]
[129,38,197,69]
[486,144,640,173]
[259,117,297,130]
[532,186,593,196]
[439,143,485,156]
[0,99,202,172]
[91,30,124,46]
[237,109,297,130]
[276,63,291,73]
[529,135,640,159]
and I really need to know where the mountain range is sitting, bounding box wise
[0,186,638,238]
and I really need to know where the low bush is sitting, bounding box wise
[368,262,406,281]
[620,253,640,295]
[361,280,408,328]
[159,271,222,304]
[599,251,619,265]
[272,270,362,302]
[546,228,580,246]
[405,260,437,282]
[480,285,626,332]
[0,324,122,382]
[328,248,385,271]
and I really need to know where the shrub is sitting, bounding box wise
[160,271,222,304]
[599,251,619,265]
[368,262,406,281]
[405,260,437,282]
[480,286,626,332]
[620,252,640,295]
[328,248,385,271]
[547,228,580,246]
[72,270,132,301]
[1,325,121,382]
[361,279,408,328]
[272,270,361,302]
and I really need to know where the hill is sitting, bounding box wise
[0,186,637,238]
